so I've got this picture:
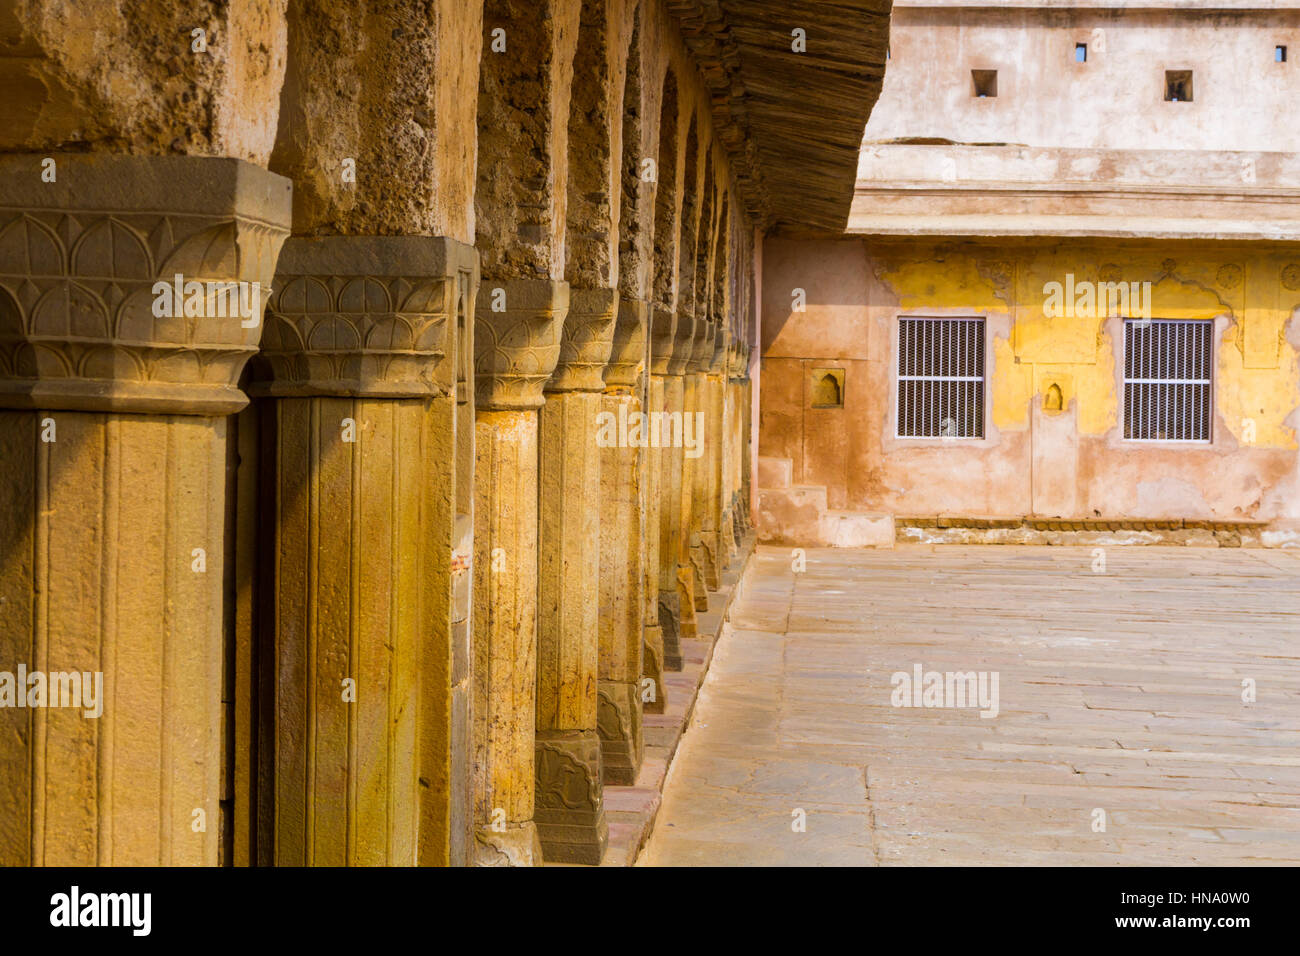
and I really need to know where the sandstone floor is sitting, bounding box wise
[638,545,1300,866]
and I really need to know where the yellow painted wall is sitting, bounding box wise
[877,242,1299,451]
[760,237,1300,524]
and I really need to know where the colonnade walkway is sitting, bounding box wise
[640,545,1300,865]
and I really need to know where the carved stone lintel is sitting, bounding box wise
[254,235,478,399]
[474,278,568,410]
[548,286,617,393]
[666,310,696,376]
[605,297,648,390]
[0,154,292,416]
[648,307,676,375]
[534,732,609,865]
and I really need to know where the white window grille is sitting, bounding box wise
[897,317,985,438]
[1123,319,1212,442]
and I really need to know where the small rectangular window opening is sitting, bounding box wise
[971,69,998,98]
[897,317,986,439]
[1123,319,1213,442]
[1276,45,1287,63]
[1164,70,1193,102]
[1075,43,1087,63]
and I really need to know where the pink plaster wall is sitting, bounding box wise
[760,236,1300,524]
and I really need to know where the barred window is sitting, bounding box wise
[897,317,985,438]
[1124,319,1213,442]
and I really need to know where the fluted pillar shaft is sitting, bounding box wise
[0,154,290,865]
[722,340,741,550]
[701,325,729,587]
[642,372,666,713]
[684,319,715,612]
[472,277,567,865]
[598,298,648,781]
[650,308,682,670]
[534,286,615,864]
[735,342,754,538]
[665,309,698,654]
[255,236,477,866]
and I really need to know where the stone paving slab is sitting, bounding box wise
[638,544,1300,866]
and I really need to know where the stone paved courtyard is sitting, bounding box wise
[639,545,1300,866]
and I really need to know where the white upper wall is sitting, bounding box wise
[866,3,1300,151]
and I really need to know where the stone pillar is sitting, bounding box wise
[724,340,744,551]
[665,309,698,651]
[701,324,729,587]
[650,308,682,669]
[642,312,667,712]
[737,343,754,537]
[534,286,614,864]
[0,154,290,865]
[598,297,647,782]
[684,319,715,610]
[254,236,476,866]
[471,277,567,866]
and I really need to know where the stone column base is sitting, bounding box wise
[688,537,710,610]
[675,567,699,641]
[475,822,544,867]
[700,530,721,591]
[658,590,684,670]
[597,679,643,786]
[642,623,666,714]
[534,731,609,864]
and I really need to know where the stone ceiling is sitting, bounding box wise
[666,0,892,235]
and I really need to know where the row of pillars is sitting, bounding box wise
[0,153,753,866]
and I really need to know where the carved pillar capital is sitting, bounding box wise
[0,154,291,415]
[547,286,617,393]
[708,321,729,374]
[648,307,677,376]
[665,310,696,376]
[474,278,569,410]
[687,318,715,374]
[604,297,647,391]
[253,235,478,399]
[728,340,750,383]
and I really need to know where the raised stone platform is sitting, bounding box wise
[897,516,1297,548]
[755,456,894,549]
